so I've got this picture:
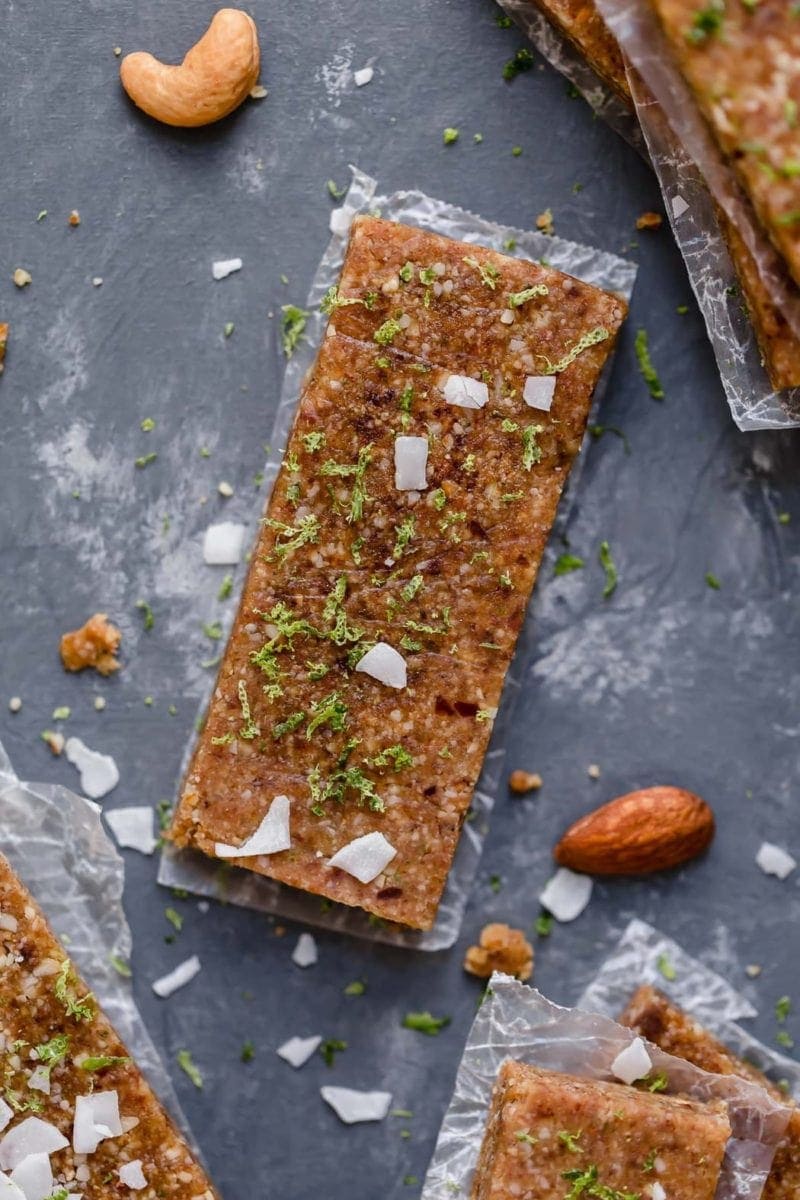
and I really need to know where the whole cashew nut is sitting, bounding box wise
[120,9,261,128]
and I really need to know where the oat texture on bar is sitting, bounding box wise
[0,852,217,1200]
[171,215,627,931]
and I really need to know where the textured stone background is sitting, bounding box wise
[2,1,800,1197]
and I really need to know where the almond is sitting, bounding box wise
[554,786,714,876]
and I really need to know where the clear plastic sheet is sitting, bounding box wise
[496,0,800,431]
[159,167,637,952]
[580,918,800,1100]
[421,973,792,1200]
[0,736,198,1149]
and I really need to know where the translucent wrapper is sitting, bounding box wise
[159,167,636,953]
[580,918,800,1100]
[497,0,800,431]
[421,973,792,1200]
[0,736,198,1150]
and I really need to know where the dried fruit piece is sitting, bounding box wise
[636,212,663,231]
[60,612,122,675]
[509,769,542,794]
[555,786,715,876]
[463,922,533,981]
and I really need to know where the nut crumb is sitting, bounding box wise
[587,763,601,779]
[535,209,554,236]
[249,84,268,99]
[463,922,533,982]
[218,481,234,498]
[636,211,663,231]
[745,964,762,978]
[509,769,542,794]
[60,613,122,676]
[68,210,81,227]
[94,696,107,712]
[8,697,21,713]
[92,277,103,288]
[42,730,65,756]
[113,45,122,56]
[13,269,31,288]
[274,925,286,938]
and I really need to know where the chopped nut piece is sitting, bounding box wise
[508,769,542,794]
[94,696,107,711]
[249,83,268,99]
[636,211,663,231]
[8,696,21,713]
[746,963,762,978]
[0,322,7,374]
[535,209,554,235]
[60,612,122,676]
[12,268,31,288]
[68,209,81,226]
[218,481,234,498]
[464,922,534,982]
[587,763,601,779]
[42,730,65,755]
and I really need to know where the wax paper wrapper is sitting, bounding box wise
[580,918,800,1099]
[158,166,637,953]
[496,0,800,431]
[0,737,202,1153]
[421,973,792,1200]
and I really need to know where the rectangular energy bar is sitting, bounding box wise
[0,852,216,1200]
[620,984,800,1200]
[522,0,800,390]
[171,215,627,931]
[471,1059,730,1200]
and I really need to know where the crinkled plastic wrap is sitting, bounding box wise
[496,0,800,431]
[159,167,637,952]
[421,973,792,1200]
[580,918,800,1100]
[0,736,198,1149]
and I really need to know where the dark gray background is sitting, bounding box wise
[3,2,800,1197]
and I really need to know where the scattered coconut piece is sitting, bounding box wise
[292,932,318,968]
[151,955,201,999]
[94,696,106,711]
[328,831,397,884]
[355,642,407,689]
[203,522,246,565]
[119,1159,147,1190]
[27,1066,51,1095]
[68,210,81,227]
[745,964,762,979]
[64,737,119,799]
[394,436,428,491]
[212,258,242,281]
[636,211,663,231]
[756,841,796,880]
[329,207,354,237]
[587,763,601,779]
[320,1086,392,1125]
[7,697,21,714]
[353,66,374,87]
[651,1184,667,1200]
[277,1035,322,1069]
[0,323,7,374]
[0,1172,24,1200]
[0,1117,68,1171]
[105,807,157,855]
[509,769,542,794]
[523,375,556,412]
[73,1091,122,1155]
[217,481,234,498]
[41,731,64,756]
[538,867,593,922]
[60,613,121,676]
[10,1151,52,1199]
[215,795,291,858]
[443,373,489,409]
[92,276,103,287]
[0,1101,12,1133]
[671,195,689,219]
[249,84,268,99]
[12,269,31,289]
[463,923,533,982]
[611,1036,652,1084]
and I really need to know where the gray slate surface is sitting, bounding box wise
[2,2,800,1198]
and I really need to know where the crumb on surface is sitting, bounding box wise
[42,729,65,755]
[535,209,554,235]
[60,612,122,675]
[509,769,542,794]
[12,268,31,288]
[587,763,601,779]
[636,211,663,231]
[464,922,534,981]
[68,209,81,226]
[8,696,21,713]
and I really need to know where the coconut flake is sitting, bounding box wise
[394,436,428,491]
[119,1160,147,1190]
[671,195,689,219]
[756,841,797,879]
[26,1067,51,1095]
[355,642,407,689]
[611,1036,652,1084]
[212,258,242,281]
[539,868,593,922]
[0,1103,12,1134]
[73,1092,122,1155]
[291,933,318,968]
[105,807,157,856]
[151,955,201,999]
[0,1118,69,1172]
[353,66,373,87]
[321,1086,392,1124]
[0,1172,25,1200]
[443,374,489,409]
[64,737,119,800]
[203,522,246,565]
[10,1153,52,1200]
[277,1035,322,1068]
[329,207,354,237]
[651,1185,667,1200]
[523,375,556,412]
[328,831,397,884]
[214,796,291,859]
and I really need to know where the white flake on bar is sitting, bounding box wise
[443,374,489,409]
[215,795,291,858]
[394,436,428,491]
[523,376,556,412]
[355,642,407,688]
[328,832,397,884]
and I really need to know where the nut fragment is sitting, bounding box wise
[120,9,261,128]
[554,786,715,876]
[42,730,65,756]
[463,922,533,982]
[60,613,122,676]
[509,769,542,794]
[636,211,663,231]
[68,210,81,227]
[12,269,31,288]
